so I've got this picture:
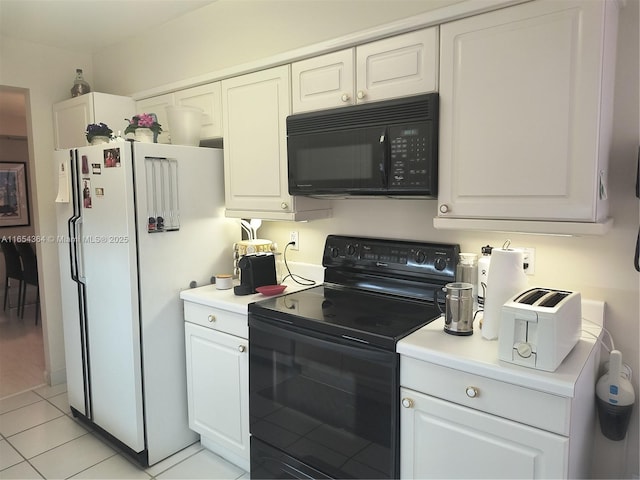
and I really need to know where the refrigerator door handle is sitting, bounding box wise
[68,218,80,282]
[75,217,86,283]
[68,151,83,283]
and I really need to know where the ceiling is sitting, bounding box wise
[0,1,217,119]
[0,0,218,54]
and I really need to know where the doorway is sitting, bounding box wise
[0,86,46,398]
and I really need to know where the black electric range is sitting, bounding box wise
[248,235,460,479]
[250,234,459,350]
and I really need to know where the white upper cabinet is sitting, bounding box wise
[356,27,439,104]
[221,65,331,221]
[436,0,618,234]
[136,83,223,145]
[53,92,135,149]
[174,83,223,139]
[292,49,355,113]
[136,93,173,144]
[292,27,438,113]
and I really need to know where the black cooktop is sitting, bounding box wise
[249,235,459,351]
[249,284,441,350]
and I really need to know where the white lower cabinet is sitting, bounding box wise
[399,347,598,479]
[400,387,567,479]
[184,317,249,471]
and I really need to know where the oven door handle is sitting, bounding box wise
[249,315,396,364]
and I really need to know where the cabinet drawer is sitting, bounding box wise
[401,356,570,435]
[184,301,247,339]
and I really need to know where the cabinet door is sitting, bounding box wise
[53,95,93,149]
[136,94,173,144]
[53,93,135,149]
[292,49,355,113]
[221,65,292,215]
[174,83,223,139]
[438,0,613,222]
[356,27,438,104]
[185,322,249,468]
[400,388,567,479]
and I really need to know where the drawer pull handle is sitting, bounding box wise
[465,386,479,398]
[401,397,414,408]
[208,314,216,323]
[238,345,246,353]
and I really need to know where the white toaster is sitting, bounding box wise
[498,288,582,372]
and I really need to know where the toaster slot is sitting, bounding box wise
[515,288,550,305]
[538,291,570,308]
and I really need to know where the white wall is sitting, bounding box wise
[94,0,464,95]
[0,35,93,386]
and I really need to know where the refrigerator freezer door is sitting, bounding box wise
[56,150,88,417]
[76,143,145,453]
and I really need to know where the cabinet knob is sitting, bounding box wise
[341,93,350,102]
[401,397,414,408]
[238,345,246,353]
[356,90,366,100]
[439,204,450,214]
[207,314,216,323]
[465,386,479,398]
[280,202,289,210]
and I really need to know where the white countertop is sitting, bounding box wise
[397,299,605,397]
[179,262,324,314]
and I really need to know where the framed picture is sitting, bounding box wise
[0,162,30,227]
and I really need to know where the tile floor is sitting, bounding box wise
[0,272,249,479]
[0,384,250,479]
[0,282,45,399]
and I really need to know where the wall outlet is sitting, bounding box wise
[289,231,299,251]
[521,247,535,275]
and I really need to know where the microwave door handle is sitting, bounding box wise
[379,129,388,187]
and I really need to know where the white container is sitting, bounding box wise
[167,105,202,146]
[482,248,527,340]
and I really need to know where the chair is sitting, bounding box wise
[15,242,39,324]
[1,240,23,312]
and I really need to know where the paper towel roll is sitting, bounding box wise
[482,248,528,340]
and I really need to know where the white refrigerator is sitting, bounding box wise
[55,142,238,466]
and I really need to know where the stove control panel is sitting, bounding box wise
[323,235,459,281]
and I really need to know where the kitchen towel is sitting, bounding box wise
[482,248,528,340]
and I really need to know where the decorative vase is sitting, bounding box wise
[135,128,154,143]
[90,136,110,145]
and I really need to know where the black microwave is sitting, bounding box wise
[287,93,438,197]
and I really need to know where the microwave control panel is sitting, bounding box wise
[388,123,432,188]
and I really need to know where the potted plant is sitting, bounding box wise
[85,123,113,145]
[124,113,162,143]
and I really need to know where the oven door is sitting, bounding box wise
[249,315,399,479]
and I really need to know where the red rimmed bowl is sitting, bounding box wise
[255,284,287,296]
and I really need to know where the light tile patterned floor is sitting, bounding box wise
[0,384,249,479]
[0,285,45,399]
[0,283,249,479]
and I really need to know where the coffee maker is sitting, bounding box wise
[234,253,277,296]
[233,239,273,277]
